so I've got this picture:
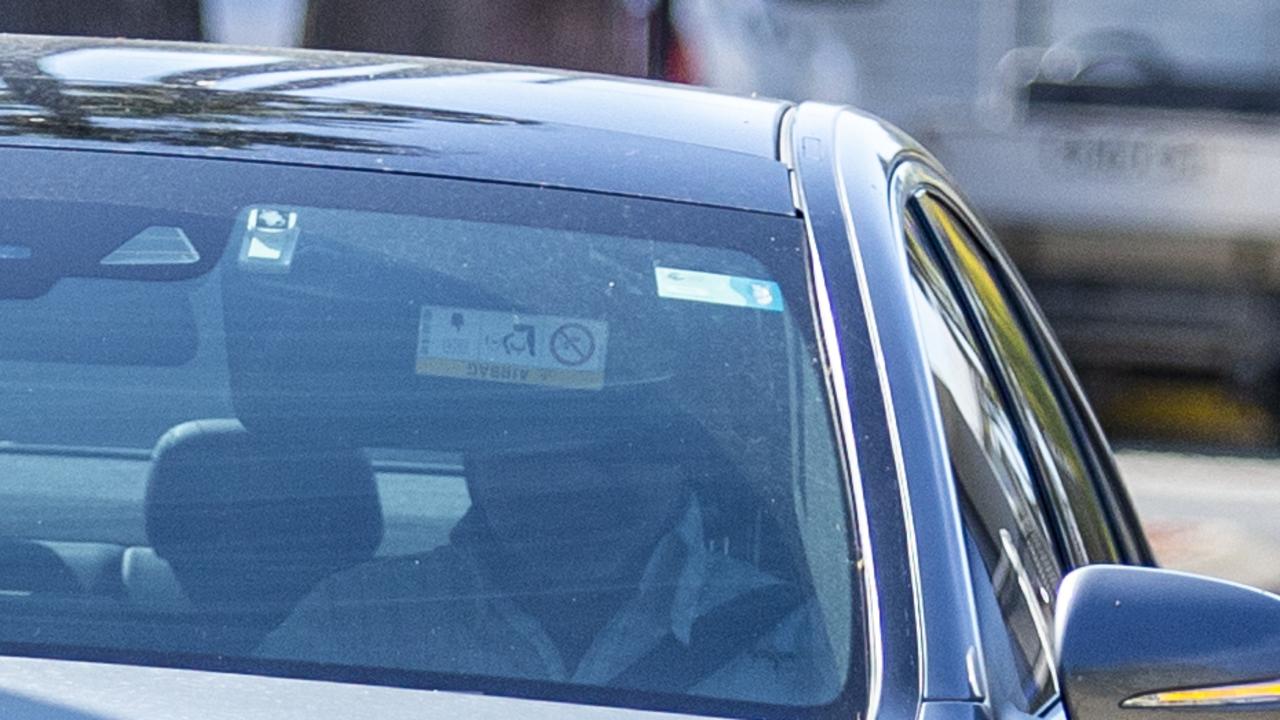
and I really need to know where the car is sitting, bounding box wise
[0,33,1275,720]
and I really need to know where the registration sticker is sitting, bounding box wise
[654,266,783,312]
[237,207,300,272]
[416,305,608,390]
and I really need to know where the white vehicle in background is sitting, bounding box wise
[675,0,1280,436]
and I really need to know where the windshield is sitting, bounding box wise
[0,147,864,718]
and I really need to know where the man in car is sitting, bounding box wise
[256,445,840,701]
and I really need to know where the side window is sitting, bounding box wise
[914,194,1119,563]
[904,206,1060,713]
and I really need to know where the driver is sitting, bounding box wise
[255,447,840,701]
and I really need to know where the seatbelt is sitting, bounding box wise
[609,582,802,693]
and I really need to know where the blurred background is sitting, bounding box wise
[4,0,1279,589]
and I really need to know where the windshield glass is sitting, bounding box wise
[0,148,864,717]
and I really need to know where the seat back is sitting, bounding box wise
[145,419,383,649]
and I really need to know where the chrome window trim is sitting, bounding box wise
[912,186,1090,565]
[885,154,990,704]
[895,170,1148,565]
[890,157,1073,714]
[893,162,1098,568]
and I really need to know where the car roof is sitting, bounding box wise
[0,34,796,215]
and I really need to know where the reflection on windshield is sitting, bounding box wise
[0,154,862,717]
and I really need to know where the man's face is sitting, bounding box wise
[465,452,689,587]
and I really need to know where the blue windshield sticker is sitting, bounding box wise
[654,266,783,312]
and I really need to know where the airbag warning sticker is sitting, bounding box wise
[416,305,608,390]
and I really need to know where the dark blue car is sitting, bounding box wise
[0,34,1273,720]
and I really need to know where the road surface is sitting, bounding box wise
[1117,448,1280,592]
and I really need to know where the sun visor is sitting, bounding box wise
[0,278,197,366]
[0,199,227,299]
[221,205,792,452]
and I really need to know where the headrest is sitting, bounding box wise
[145,419,383,567]
[221,205,793,460]
[0,539,81,595]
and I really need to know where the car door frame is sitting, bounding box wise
[788,99,1153,720]
[876,139,1155,720]
[790,102,989,719]
[887,160,1153,569]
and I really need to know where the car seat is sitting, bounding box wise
[144,418,383,653]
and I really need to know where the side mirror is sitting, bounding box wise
[1056,565,1280,720]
